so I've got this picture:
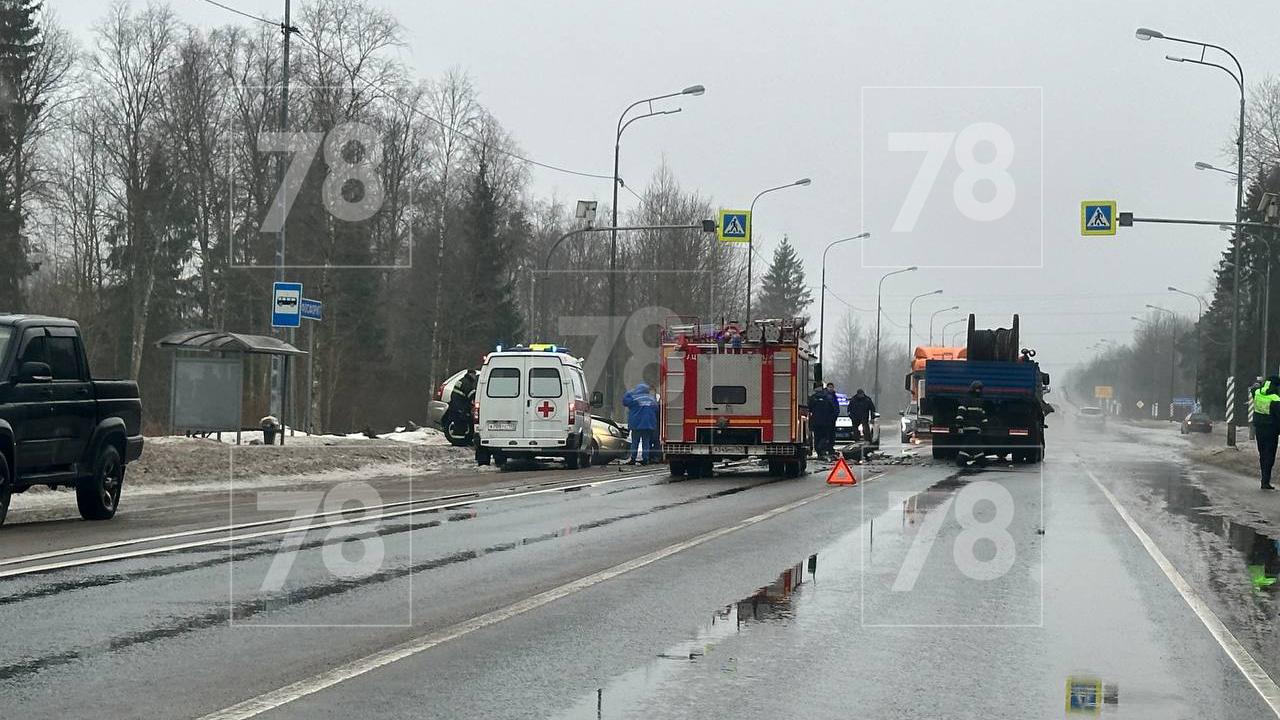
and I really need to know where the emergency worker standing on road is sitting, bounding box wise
[1252,375,1280,490]
[624,383,660,465]
[848,389,876,442]
[450,369,478,417]
[808,384,837,459]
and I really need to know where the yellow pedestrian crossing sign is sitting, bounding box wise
[1081,201,1117,236]
[718,209,751,243]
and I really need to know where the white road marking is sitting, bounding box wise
[0,470,669,579]
[1085,466,1280,716]
[195,484,846,720]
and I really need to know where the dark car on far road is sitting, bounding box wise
[0,315,144,526]
[1181,412,1212,434]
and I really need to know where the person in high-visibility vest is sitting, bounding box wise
[1252,375,1280,491]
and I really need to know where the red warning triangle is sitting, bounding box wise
[826,456,858,486]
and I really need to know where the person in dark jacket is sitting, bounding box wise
[808,384,837,459]
[449,369,477,417]
[848,389,876,442]
[623,383,660,464]
[1253,375,1280,490]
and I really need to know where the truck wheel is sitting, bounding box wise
[784,460,801,478]
[767,459,783,476]
[77,445,123,521]
[0,453,10,527]
[669,459,685,477]
[686,460,703,479]
[476,446,491,466]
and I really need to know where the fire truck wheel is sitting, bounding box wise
[686,461,703,479]
[701,459,715,477]
[476,447,491,466]
[767,459,783,476]
[784,460,802,478]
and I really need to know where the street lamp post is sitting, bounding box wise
[874,266,917,404]
[818,232,871,367]
[607,84,704,410]
[1168,286,1206,403]
[1131,315,1156,416]
[929,306,960,345]
[1146,304,1179,421]
[745,178,812,324]
[940,317,966,348]
[907,290,944,349]
[1137,27,1245,445]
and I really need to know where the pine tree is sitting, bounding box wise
[756,236,813,322]
[458,160,523,360]
[0,0,40,310]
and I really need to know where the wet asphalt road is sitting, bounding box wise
[2,421,1279,719]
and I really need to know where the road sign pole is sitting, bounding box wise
[305,323,315,435]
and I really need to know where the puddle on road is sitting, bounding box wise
[1137,465,1280,594]
[553,555,817,720]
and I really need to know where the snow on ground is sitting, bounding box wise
[157,424,452,447]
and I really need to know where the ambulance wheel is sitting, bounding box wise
[566,450,581,470]
[492,451,507,469]
[475,447,491,466]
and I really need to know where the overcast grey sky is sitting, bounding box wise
[51,0,1275,374]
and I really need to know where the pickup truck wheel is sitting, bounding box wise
[0,454,10,527]
[77,445,123,521]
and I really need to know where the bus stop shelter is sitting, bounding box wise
[156,330,307,445]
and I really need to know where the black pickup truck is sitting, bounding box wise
[0,315,143,525]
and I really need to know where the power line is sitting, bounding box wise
[198,0,282,27]
[195,0,615,181]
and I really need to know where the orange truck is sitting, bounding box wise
[901,346,966,443]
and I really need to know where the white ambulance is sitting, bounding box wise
[475,345,600,468]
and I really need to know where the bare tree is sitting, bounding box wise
[89,0,177,379]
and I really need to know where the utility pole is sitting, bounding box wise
[270,1,296,429]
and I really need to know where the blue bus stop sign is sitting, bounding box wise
[271,282,303,328]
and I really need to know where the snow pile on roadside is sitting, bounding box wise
[149,424,451,447]
[342,426,451,446]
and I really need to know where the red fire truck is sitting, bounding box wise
[659,318,815,478]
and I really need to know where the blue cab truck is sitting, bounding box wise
[921,315,1052,463]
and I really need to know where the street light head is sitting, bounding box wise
[931,289,944,295]
[1194,161,1213,171]
[1164,55,1185,63]
[794,177,812,186]
[682,85,706,96]
[908,266,919,272]
[949,305,959,310]
[1135,27,1164,41]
